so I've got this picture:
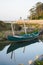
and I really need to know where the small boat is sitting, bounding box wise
[7,32,39,42]
[7,22,40,42]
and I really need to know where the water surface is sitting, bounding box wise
[0,36,43,65]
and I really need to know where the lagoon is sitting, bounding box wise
[0,35,43,65]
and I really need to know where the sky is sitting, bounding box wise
[0,0,43,21]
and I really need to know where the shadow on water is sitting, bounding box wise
[0,40,10,51]
[7,38,39,54]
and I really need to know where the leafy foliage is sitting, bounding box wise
[0,21,11,31]
[34,60,43,65]
[28,2,43,19]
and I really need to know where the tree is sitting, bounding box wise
[28,2,43,19]
[0,21,6,31]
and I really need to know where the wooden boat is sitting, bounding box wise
[7,22,40,42]
[7,32,39,42]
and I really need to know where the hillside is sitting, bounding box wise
[0,21,11,31]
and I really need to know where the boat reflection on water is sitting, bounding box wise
[0,35,43,65]
[7,38,39,59]
[0,37,41,53]
[7,38,39,54]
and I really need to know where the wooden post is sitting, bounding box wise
[11,51,13,59]
[11,23,15,36]
[23,22,27,34]
[23,47,25,53]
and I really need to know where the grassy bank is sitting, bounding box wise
[0,29,38,38]
[34,60,43,65]
[20,29,38,35]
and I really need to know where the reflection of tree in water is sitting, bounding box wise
[11,47,26,59]
[0,40,10,51]
[11,51,13,59]
[23,47,25,53]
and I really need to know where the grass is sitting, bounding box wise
[0,29,39,38]
[34,60,43,65]
[0,32,4,37]
[20,29,38,35]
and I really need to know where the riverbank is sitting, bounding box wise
[29,55,43,65]
[0,29,38,37]
[0,29,43,40]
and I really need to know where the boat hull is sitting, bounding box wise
[7,33,39,42]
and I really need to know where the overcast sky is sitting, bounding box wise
[0,0,43,21]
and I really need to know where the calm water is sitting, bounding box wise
[0,36,43,65]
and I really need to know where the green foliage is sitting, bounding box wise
[34,60,43,65]
[0,32,4,37]
[20,29,38,35]
[0,21,11,31]
[0,21,22,31]
[28,2,43,20]
[0,21,6,31]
